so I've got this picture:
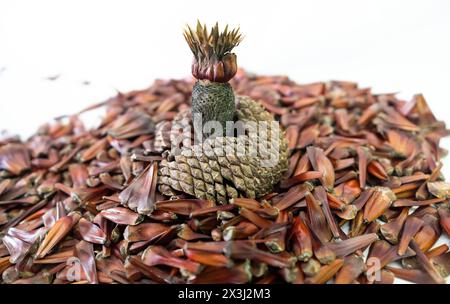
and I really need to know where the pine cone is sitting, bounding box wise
[158,96,289,203]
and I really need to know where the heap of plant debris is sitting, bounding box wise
[0,68,449,284]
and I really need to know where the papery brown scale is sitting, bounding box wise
[155,199,215,216]
[307,147,335,191]
[141,245,202,274]
[305,192,332,243]
[192,262,251,284]
[293,153,311,176]
[263,211,288,253]
[223,221,259,241]
[410,240,445,284]
[367,240,415,269]
[280,171,322,189]
[305,259,344,284]
[177,224,210,241]
[100,207,144,226]
[127,255,182,284]
[185,248,233,268]
[363,187,395,223]
[380,207,409,244]
[300,258,321,277]
[34,249,75,264]
[297,124,320,149]
[333,158,355,171]
[385,266,436,284]
[315,186,340,239]
[437,205,450,236]
[35,212,81,259]
[75,218,107,245]
[274,183,313,211]
[285,126,299,150]
[367,160,388,180]
[226,241,293,268]
[326,233,378,258]
[75,240,98,284]
[0,144,31,175]
[239,208,271,229]
[335,254,366,284]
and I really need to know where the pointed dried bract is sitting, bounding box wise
[274,183,313,211]
[119,163,157,214]
[410,241,445,284]
[367,160,388,180]
[75,241,98,284]
[307,147,335,191]
[178,224,210,241]
[327,233,378,258]
[0,144,31,175]
[142,245,202,274]
[192,262,251,284]
[184,248,233,268]
[367,240,414,270]
[335,254,365,284]
[305,192,332,243]
[380,207,409,244]
[315,186,340,239]
[437,205,450,236]
[292,216,313,261]
[68,164,89,188]
[306,259,344,284]
[280,171,322,189]
[226,241,293,268]
[75,218,107,245]
[2,235,32,263]
[363,187,395,223]
[427,181,450,199]
[223,221,259,241]
[155,199,215,216]
[239,208,271,229]
[386,266,435,284]
[80,138,108,162]
[398,216,424,256]
[107,111,155,139]
[300,258,321,277]
[35,212,81,259]
[100,207,144,226]
[430,252,450,278]
[123,222,170,243]
[356,146,370,189]
[264,211,288,253]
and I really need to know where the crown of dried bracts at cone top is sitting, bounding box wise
[184,21,243,83]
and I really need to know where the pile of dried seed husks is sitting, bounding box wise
[0,69,449,284]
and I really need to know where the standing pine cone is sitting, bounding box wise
[158,96,289,204]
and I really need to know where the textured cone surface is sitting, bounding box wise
[158,96,289,203]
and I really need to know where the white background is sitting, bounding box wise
[0,0,449,283]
